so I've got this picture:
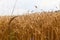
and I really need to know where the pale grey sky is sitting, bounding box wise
[0,0,60,15]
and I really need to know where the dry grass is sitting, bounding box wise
[0,11,60,40]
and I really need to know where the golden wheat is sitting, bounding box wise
[0,11,60,40]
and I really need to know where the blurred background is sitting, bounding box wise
[0,0,60,16]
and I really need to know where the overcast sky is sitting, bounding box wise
[0,0,60,15]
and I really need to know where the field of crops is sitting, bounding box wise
[0,10,60,40]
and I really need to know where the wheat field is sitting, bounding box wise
[0,11,60,40]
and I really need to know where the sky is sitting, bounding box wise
[0,0,60,16]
